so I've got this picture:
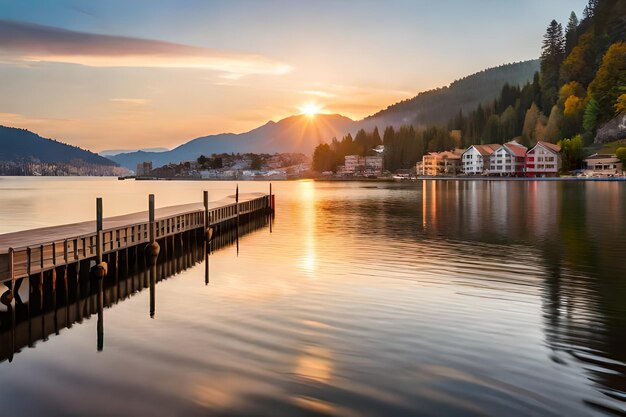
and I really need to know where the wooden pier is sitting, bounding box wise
[0,189,275,288]
[0,207,271,363]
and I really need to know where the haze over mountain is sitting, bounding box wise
[360,60,540,130]
[99,147,169,157]
[0,125,116,166]
[108,60,540,170]
[109,114,355,169]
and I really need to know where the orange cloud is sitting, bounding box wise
[0,19,292,77]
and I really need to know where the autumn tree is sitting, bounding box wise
[587,42,626,123]
[544,105,563,143]
[616,93,626,114]
[558,135,584,171]
[521,103,538,144]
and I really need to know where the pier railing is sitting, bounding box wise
[0,189,274,284]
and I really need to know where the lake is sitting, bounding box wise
[0,177,625,416]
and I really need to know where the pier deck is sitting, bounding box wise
[0,192,272,283]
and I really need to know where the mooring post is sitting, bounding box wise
[235,184,240,255]
[269,184,273,233]
[96,197,103,264]
[149,194,155,243]
[93,197,108,280]
[9,246,15,296]
[146,194,160,318]
[236,184,239,217]
[203,190,209,229]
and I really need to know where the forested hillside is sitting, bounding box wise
[360,60,540,129]
[0,126,116,165]
[0,126,125,175]
[314,0,626,173]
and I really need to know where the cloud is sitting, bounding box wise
[0,19,292,77]
[109,98,150,105]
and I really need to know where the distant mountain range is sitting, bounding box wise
[108,60,540,170]
[99,147,169,156]
[0,60,540,171]
[108,114,356,169]
[0,125,116,166]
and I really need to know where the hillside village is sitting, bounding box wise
[135,152,311,180]
[324,139,624,179]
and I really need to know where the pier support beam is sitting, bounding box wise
[146,194,160,318]
[92,197,108,279]
[1,247,15,304]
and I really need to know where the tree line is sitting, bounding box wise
[313,0,626,173]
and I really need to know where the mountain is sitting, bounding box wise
[357,60,540,131]
[109,60,540,170]
[0,125,116,166]
[109,114,355,169]
[99,147,169,156]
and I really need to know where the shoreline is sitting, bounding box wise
[1,175,624,182]
[316,176,626,182]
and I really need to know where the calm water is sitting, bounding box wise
[0,177,626,417]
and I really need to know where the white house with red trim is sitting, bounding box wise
[461,144,500,175]
[526,141,561,177]
[488,141,528,176]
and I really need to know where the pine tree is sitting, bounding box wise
[540,20,566,110]
[565,11,579,53]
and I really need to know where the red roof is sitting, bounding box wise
[504,142,527,157]
[535,141,561,153]
[472,144,500,156]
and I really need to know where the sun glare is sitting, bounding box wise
[299,102,322,117]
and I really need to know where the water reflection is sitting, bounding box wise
[0,214,270,362]
[322,181,626,415]
[0,179,624,417]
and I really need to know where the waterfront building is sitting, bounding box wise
[526,141,561,177]
[364,156,383,176]
[584,154,623,176]
[344,155,365,174]
[489,141,527,176]
[461,144,500,175]
[136,161,153,177]
[421,149,464,176]
[266,155,283,169]
[341,155,383,176]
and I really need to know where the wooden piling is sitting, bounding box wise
[96,197,103,264]
[203,190,209,229]
[236,185,239,217]
[146,194,160,318]
[149,194,155,243]
[9,247,14,296]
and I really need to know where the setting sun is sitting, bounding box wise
[298,102,322,116]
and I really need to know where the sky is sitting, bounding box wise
[0,0,587,152]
